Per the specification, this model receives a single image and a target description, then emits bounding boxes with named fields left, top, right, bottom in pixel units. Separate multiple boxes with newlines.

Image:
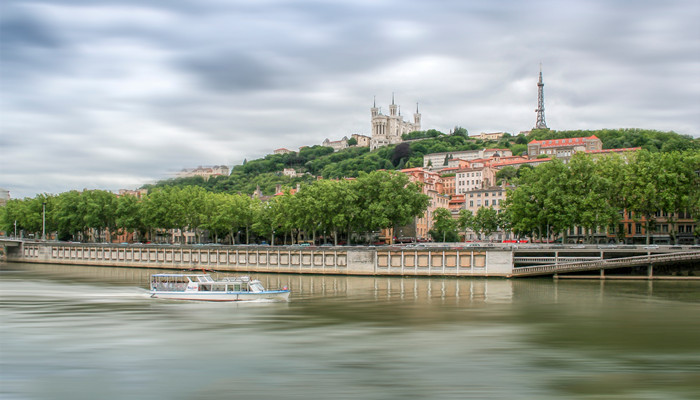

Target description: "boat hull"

left=150, top=290, right=290, bottom=302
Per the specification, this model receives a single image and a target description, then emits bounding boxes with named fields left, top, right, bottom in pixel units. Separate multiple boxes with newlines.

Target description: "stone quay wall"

left=9, top=242, right=514, bottom=277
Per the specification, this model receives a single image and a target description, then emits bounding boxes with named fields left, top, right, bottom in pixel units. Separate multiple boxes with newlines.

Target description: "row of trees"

left=504, top=150, right=700, bottom=244
left=429, top=207, right=503, bottom=243
left=1, top=171, right=429, bottom=245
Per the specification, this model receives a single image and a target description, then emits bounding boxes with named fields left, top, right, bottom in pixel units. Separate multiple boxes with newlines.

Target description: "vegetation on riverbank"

left=1, top=171, right=428, bottom=245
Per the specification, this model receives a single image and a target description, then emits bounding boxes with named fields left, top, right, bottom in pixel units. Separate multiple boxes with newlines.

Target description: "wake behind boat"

left=150, top=273, right=290, bottom=302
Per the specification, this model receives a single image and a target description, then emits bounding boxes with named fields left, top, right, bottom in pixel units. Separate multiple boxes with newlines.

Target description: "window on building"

left=635, top=224, right=642, bottom=234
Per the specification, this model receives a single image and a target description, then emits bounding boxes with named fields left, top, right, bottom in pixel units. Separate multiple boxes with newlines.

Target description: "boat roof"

left=151, top=273, right=210, bottom=277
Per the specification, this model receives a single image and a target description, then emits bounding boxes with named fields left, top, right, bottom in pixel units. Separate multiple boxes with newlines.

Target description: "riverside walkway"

left=1, top=239, right=698, bottom=278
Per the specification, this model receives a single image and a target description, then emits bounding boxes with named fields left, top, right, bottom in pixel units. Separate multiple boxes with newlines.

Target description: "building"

left=177, top=165, right=229, bottom=180
left=423, top=148, right=512, bottom=171
left=397, top=168, right=449, bottom=240
left=274, top=148, right=294, bottom=155
left=322, top=137, right=349, bottom=152
left=438, top=170, right=457, bottom=196
left=455, top=167, right=492, bottom=194
left=117, top=189, right=148, bottom=198
left=463, top=184, right=513, bottom=242
left=448, top=194, right=465, bottom=212
left=527, top=136, right=603, bottom=162
left=370, top=95, right=421, bottom=150
left=0, top=188, right=9, bottom=207
left=489, top=157, right=552, bottom=171
left=282, top=168, right=298, bottom=178
left=351, top=134, right=371, bottom=147
left=469, top=132, right=506, bottom=141
left=565, top=210, right=697, bottom=245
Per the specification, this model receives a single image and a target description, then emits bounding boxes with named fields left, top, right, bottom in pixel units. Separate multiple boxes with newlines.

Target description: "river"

left=1, top=261, right=699, bottom=399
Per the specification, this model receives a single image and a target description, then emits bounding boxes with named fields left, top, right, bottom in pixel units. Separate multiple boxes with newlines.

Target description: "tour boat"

left=150, top=273, right=290, bottom=301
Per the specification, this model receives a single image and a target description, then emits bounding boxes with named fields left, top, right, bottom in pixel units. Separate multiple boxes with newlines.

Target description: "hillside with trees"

left=145, top=128, right=697, bottom=196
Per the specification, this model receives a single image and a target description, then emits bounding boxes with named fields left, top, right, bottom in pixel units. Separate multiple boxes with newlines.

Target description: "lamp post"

left=42, top=202, right=46, bottom=241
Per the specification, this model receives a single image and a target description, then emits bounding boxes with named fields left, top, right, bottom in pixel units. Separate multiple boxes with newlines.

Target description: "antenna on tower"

left=535, top=64, right=548, bottom=129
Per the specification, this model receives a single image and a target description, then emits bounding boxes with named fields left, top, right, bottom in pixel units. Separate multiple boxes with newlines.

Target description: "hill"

left=144, top=128, right=698, bottom=195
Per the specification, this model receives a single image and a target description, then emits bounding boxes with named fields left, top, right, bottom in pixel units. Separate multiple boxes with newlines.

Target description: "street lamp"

left=42, top=202, right=46, bottom=241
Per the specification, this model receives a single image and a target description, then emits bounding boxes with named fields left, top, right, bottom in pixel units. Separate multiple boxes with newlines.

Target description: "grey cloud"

left=0, top=10, right=62, bottom=49
left=1, top=0, right=698, bottom=199
left=179, top=52, right=273, bottom=91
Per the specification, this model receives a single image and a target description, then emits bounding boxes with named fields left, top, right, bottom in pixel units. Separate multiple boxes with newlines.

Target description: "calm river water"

left=1, top=261, right=699, bottom=400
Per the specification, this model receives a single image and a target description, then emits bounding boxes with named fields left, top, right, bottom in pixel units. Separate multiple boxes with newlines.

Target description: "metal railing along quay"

left=509, top=251, right=700, bottom=277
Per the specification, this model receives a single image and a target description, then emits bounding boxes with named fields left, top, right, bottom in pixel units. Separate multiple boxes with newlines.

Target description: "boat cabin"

left=150, top=274, right=263, bottom=293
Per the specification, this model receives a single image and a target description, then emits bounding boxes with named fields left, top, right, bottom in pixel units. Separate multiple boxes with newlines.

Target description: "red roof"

left=529, top=135, right=599, bottom=148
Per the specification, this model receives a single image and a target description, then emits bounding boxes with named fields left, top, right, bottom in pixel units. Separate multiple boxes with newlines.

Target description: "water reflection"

left=2, top=261, right=699, bottom=399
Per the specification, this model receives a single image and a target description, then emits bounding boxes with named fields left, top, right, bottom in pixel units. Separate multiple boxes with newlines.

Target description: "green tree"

left=457, top=209, right=474, bottom=241
left=472, top=207, right=500, bottom=240
left=430, top=208, right=459, bottom=242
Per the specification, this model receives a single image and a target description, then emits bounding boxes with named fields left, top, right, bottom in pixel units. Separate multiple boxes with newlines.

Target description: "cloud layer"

left=2, top=0, right=699, bottom=198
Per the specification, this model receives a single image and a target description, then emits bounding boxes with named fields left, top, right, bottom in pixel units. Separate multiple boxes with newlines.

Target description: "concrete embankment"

left=4, top=241, right=515, bottom=277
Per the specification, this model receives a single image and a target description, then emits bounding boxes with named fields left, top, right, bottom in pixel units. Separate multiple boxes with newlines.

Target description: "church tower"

left=371, top=96, right=379, bottom=117
left=535, top=65, right=548, bottom=130
left=389, top=93, right=397, bottom=116
left=414, top=102, right=421, bottom=126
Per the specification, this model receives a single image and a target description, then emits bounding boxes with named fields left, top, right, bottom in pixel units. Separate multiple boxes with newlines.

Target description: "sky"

left=1, top=0, right=699, bottom=199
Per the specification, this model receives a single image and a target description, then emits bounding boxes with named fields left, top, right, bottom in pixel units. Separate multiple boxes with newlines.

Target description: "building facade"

left=397, top=168, right=448, bottom=241
left=322, top=137, right=349, bottom=152
left=527, top=136, right=603, bottom=162
left=351, top=134, right=371, bottom=147
left=0, top=188, right=9, bottom=207
left=469, top=132, right=506, bottom=141
left=424, top=148, right=512, bottom=171
left=370, top=96, right=421, bottom=150
left=273, top=148, right=294, bottom=155
left=177, top=165, right=229, bottom=180
left=463, top=185, right=513, bottom=242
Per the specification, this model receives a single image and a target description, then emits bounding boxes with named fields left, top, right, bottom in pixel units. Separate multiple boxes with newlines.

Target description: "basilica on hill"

left=370, top=95, right=421, bottom=150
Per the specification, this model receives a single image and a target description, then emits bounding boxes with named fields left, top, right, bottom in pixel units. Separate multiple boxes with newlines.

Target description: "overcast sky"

left=1, top=0, right=699, bottom=199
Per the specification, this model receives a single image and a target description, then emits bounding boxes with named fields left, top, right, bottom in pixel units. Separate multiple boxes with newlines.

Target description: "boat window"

left=199, top=284, right=211, bottom=292
left=249, top=282, right=264, bottom=292
left=212, top=284, right=225, bottom=292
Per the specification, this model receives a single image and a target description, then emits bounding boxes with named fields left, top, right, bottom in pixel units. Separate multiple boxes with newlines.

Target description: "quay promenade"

left=2, top=240, right=699, bottom=278
left=2, top=240, right=513, bottom=277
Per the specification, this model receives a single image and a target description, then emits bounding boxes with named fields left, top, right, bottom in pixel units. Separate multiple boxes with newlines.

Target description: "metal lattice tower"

left=535, top=66, right=547, bottom=129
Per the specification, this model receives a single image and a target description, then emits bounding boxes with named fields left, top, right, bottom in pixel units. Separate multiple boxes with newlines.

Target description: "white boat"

left=150, top=273, right=290, bottom=302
